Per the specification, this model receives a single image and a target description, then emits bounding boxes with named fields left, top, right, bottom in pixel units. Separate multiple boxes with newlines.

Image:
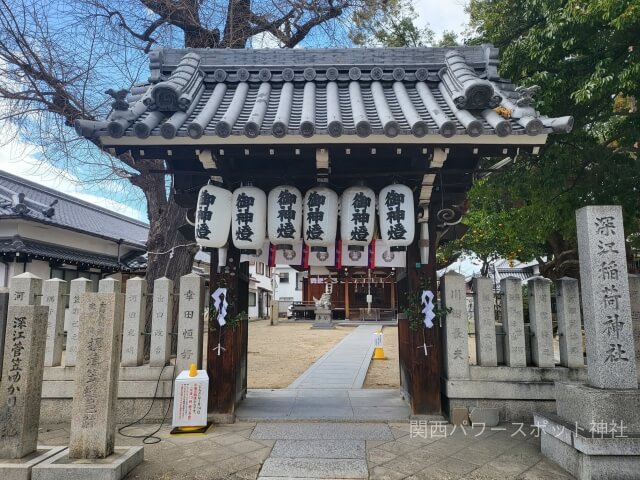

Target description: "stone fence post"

left=442, top=271, right=469, bottom=379
left=473, top=277, right=497, bottom=366
left=555, top=277, right=584, bottom=368
left=501, top=277, right=526, bottom=367
left=149, top=277, right=173, bottom=367
left=175, top=273, right=205, bottom=375
left=121, top=277, right=147, bottom=367
left=528, top=278, right=554, bottom=367
left=42, top=278, right=67, bottom=367
left=65, top=277, right=92, bottom=367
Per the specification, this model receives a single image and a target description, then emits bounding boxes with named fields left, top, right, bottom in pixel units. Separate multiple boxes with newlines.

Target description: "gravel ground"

left=246, top=321, right=401, bottom=389
left=247, top=320, right=351, bottom=389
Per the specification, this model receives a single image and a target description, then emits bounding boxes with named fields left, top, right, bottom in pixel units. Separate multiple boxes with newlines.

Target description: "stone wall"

left=1, top=273, right=208, bottom=423
left=441, top=271, right=593, bottom=422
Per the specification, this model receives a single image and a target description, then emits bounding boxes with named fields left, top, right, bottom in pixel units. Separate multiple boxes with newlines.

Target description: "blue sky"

left=0, top=0, right=469, bottom=226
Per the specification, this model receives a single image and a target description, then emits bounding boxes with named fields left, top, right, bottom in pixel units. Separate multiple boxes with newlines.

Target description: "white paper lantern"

left=194, top=184, right=232, bottom=248
left=268, top=185, right=302, bottom=249
left=303, top=186, right=338, bottom=252
left=378, top=184, right=415, bottom=249
left=231, top=185, right=267, bottom=251
left=340, top=186, right=376, bottom=251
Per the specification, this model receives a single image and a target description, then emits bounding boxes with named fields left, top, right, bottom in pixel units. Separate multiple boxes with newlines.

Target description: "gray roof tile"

left=0, top=170, right=148, bottom=247
left=75, top=46, right=573, bottom=143
left=0, top=237, right=145, bottom=271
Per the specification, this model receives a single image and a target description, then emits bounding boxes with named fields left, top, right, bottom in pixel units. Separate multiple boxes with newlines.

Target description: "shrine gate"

left=75, top=46, right=572, bottom=419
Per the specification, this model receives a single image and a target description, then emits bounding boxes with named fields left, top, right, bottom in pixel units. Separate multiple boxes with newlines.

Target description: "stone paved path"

left=235, top=325, right=411, bottom=422
left=289, top=325, right=380, bottom=389
left=36, top=421, right=576, bottom=479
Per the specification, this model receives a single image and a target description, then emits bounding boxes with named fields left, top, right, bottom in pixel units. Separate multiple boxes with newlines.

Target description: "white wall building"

left=272, top=265, right=305, bottom=317
left=0, top=170, right=147, bottom=289
left=248, top=261, right=273, bottom=319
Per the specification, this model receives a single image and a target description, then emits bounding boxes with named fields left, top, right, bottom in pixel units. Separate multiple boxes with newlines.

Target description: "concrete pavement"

left=35, top=421, right=576, bottom=479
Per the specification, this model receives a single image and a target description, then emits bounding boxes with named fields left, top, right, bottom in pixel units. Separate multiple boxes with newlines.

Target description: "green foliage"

left=402, top=291, right=452, bottom=332
left=207, top=306, right=247, bottom=330
left=453, top=0, right=640, bottom=277
left=350, top=0, right=435, bottom=47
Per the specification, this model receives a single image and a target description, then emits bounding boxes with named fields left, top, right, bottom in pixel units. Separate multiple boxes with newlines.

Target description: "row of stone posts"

left=443, top=273, right=590, bottom=376
left=2, top=273, right=206, bottom=372
left=0, top=272, right=207, bottom=479
left=444, top=268, right=640, bottom=379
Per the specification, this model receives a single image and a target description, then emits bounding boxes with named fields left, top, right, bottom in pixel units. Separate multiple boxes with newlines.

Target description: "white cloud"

left=414, top=0, right=469, bottom=39
left=0, top=124, right=147, bottom=222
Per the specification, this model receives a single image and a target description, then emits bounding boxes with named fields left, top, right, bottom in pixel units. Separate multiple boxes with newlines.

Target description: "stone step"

left=259, top=458, right=368, bottom=479
left=270, top=440, right=366, bottom=459
left=251, top=422, right=394, bottom=441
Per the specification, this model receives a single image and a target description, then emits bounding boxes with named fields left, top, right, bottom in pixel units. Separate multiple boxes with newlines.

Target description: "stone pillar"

left=473, top=277, right=497, bottom=366
left=68, top=292, right=124, bottom=459
left=629, top=274, right=640, bottom=380
left=149, top=277, right=173, bottom=367
left=576, top=205, right=637, bottom=389
left=442, top=272, right=469, bottom=379
left=121, top=277, right=147, bottom=367
left=527, top=278, right=554, bottom=367
left=175, top=274, right=205, bottom=375
left=9, top=272, right=42, bottom=306
left=501, top=277, right=526, bottom=367
left=0, top=305, right=48, bottom=458
left=41, top=278, right=67, bottom=367
left=0, top=288, right=8, bottom=377
left=555, top=277, right=584, bottom=368
left=65, top=278, right=92, bottom=367
left=98, top=277, right=121, bottom=294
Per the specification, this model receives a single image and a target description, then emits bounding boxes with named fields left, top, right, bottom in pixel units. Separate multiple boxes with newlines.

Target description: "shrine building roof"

left=75, top=46, right=573, bottom=146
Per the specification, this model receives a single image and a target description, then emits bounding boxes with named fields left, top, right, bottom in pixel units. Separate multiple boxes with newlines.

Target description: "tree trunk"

left=223, top=0, right=252, bottom=48
left=130, top=159, right=199, bottom=357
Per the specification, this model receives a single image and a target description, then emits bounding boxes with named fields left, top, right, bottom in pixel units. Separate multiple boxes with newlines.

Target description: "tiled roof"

left=0, top=236, right=144, bottom=271
left=75, top=46, right=573, bottom=143
left=0, top=170, right=148, bottom=248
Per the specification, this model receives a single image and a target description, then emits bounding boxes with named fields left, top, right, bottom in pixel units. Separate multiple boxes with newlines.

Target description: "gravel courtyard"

left=246, top=321, right=400, bottom=389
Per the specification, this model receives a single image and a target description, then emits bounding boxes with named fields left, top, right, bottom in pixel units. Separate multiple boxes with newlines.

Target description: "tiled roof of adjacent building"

left=0, top=170, right=148, bottom=248
left=75, top=46, right=573, bottom=143
left=0, top=236, right=145, bottom=271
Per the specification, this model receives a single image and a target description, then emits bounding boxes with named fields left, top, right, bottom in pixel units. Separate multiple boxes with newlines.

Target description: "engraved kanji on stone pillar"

left=576, top=205, right=637, bottom=389
left=65, top=278, right=92, bottom=367
left=555, top=277, right=584, bottom=368
left=528, top=278, right=554, bottom=367
left=149, top=277, right=173, bottom=367
left=9, top=272, right=42, bottom=307
left=501, top=277, right=526, bottom=367
left=629, top=274, right=640, bottom=380
left=175, top=274, right=205, bottom=375
left=0, top=287, right=8, bottom=376
left=41, top=278, right=67, bottom=367
left=121, top=277, right=147, bottom=367
left=442, top=271, right=469, bottom=379
left=69, top=292, right=124, bottom=459
left=98, top=277, right=121, bottom=294
left=0, top=305, right=48, bottom=458
left=473, top=277, right=498, bottom=366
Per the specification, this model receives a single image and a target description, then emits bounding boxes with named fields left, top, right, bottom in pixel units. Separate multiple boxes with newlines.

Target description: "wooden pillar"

left=390, top=279, right=396, bottom=313
left=207, top=246, right=249, bottom=421
left=344, top=278, right=350, bottom=319
left=397, top=211, right=441, bottom=415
